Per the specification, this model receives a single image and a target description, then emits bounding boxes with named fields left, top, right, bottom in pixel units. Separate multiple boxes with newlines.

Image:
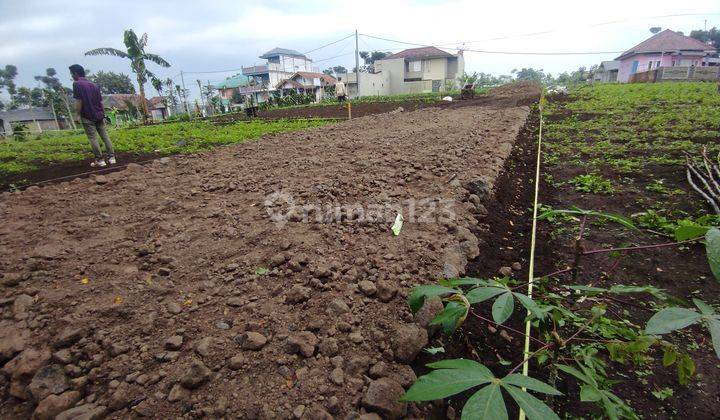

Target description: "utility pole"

left=355, top=29, right=360, bottom=99
left=180, top=71, right=191, bottom=117
left=197, top=79, right=206, bottom=117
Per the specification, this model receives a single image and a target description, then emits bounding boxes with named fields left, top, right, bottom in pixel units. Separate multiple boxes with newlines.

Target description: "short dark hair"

left=69, top=64, right=85, bottom=77
left=337, top=77, right=342, bottom=81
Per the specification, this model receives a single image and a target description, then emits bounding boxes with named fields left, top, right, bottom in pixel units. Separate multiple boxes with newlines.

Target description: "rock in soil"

left=28, top=364, right=68, bottom=401
left=392, top=324, right=428, bottom=363
left=179, top=359, right=211, bottom=389
left=53, top=327, right=86, bottom=349
left=32, top=390, right=81, bottom=420
left=413, top=296, right=444, bottom=333
left=55, top=404, right=107, bottom=420
left=235, top=332, right=267, bottom=350
left=227, top=355, right=245, bottom=370
left=362, top=378, right=407, bottom=419
left=164, top=335, right=183, bottom=351
left=358, top=280, right=377, bottom=296
left=286, top=332, right=318, bottom=358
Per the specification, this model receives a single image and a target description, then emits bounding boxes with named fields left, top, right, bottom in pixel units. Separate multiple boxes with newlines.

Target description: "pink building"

left=616, top=30, right=717, bottom=83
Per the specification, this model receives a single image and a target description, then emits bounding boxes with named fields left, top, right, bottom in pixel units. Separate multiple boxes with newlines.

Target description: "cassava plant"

left=404, top=207, right=720, bottom=419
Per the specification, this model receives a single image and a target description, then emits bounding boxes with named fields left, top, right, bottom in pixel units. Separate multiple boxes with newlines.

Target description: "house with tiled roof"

left=616, top=29, right=717, bottom=82
left=216, top=73, right=251, bottom=105
left=275, top=71, right=337, bottom=102
left=237, top=47, right=319, bottom=103
left=338, top=46, right=464, bottom=97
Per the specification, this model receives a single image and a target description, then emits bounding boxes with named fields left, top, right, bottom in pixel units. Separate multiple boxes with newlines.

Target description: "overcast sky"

left=1, top=0, right=718, bottom=100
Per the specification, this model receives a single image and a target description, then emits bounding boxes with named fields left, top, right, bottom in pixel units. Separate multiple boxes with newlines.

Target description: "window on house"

left=648, top=62, right=653, bottom=70
left=410, top=60, right=421, bottom=72
left=656, top=61, right=660, bottom=68
left=425, top=60, right=431, bottom=72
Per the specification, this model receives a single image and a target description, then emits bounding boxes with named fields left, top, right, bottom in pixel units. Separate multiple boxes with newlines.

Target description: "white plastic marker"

left=391, top=213, right=404, bottom=236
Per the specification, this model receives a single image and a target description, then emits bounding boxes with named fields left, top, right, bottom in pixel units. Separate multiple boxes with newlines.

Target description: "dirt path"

left=0, top=87, right=538, bottom=418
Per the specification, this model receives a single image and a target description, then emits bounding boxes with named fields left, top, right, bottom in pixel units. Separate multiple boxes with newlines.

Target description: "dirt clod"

left=362, top=378, right=407, bottom=419
left=392, top=324, right=428, bottom=363
left=235, top=332, right=267, bottom=350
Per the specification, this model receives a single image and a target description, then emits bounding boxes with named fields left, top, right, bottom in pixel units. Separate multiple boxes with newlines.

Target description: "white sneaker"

left=91, top=159, right=107, bottom=168
left=108, top=157, right=117, bottom=165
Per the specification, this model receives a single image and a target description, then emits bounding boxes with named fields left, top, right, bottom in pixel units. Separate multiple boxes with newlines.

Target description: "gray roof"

left=260, top=47, right=307, bottom=59
left=599, top=60, right=620, bottom=71
left=0, top=107, right=55, bottom=122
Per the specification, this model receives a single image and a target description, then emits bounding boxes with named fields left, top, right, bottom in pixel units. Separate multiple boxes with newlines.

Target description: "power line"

left=361, top=34, right=624, bottom=55
left=360, top=11, right=720, bottom=55
left=312, top=51, right=356, bottom=64
left=303, top=33, right=355, bottom=54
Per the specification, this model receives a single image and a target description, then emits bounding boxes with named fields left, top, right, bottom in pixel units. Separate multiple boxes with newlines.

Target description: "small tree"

left=34, top=68, right=76, bottom=127
left=359, top=51, right=391, bottom=72
left=88, top=71, right=136, bottom=94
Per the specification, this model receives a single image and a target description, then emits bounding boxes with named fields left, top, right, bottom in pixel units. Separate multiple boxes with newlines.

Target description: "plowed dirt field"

left=0, top=84, right=540, bottom=419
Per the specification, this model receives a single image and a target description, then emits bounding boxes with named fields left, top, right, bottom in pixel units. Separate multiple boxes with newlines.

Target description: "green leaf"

left=674, top=224, right=709, bottom=242
left=705, top=227, right=720, bottom=282
left=504, top=384, right=561, bottom=420
left=677, top=353, right=696, bottom=385
left=408, top=285, right=456, bottom=313
left=645, top=308, right=702, bottom=335
left=427, top=358, right=494, bottom=375
left=466, top=286, right=506, bottom=304
left=430, top=301, right=469, bottom=335
left=708, top=318, right=720, bottom=359
left=608, top=284, right=665, bottom=298
left=565, top=285, right=608, bottom=295
left=513, top=292, right=545, bottom=320
left=606, top=336, right=657, bottom=364
left=441, top=277, right=493, bottom=287
left=556, top=364, right=594, bottom=386
left=579, top=385, right=603, bottom=402
left=254, top=267, right=269, bottom=275
left=539, top=208, right=637, bottom=231
left=662, top=346, right=677, bottom=367
left=503, top=374, right=562, bottom=395
left=462, top=383, right=507, bottom=420
left=401, top=364, right=493, bottom=401
left=492, top=292, right=515, bottom=324
left=692, top=298, right=715, bottom=315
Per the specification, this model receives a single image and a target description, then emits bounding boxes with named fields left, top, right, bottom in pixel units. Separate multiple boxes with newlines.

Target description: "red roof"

left=387, top=46, right=455, bottom=60
left=616, top=29, right=716, bottom=60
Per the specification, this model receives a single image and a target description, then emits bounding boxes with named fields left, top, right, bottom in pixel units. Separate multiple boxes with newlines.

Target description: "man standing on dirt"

left=335, top=77, right=347, bottom=104
left=70, top=64, right=115, bottom=168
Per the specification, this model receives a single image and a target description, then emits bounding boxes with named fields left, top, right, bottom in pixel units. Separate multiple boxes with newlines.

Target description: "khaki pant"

left=81, top=117, right=115, bottom=160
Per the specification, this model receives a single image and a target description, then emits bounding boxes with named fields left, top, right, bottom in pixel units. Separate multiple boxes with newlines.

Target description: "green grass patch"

left=544, top=82, right=720, bottom=174
left=0, top=118, right=333, bottom=175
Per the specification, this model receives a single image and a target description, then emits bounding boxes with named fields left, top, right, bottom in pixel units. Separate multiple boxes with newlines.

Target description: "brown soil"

left=0, top=152, right=163, bottom=192
left=1, top=82, right=540, bottom=192
left=0, top=84, right=541, bottom=419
